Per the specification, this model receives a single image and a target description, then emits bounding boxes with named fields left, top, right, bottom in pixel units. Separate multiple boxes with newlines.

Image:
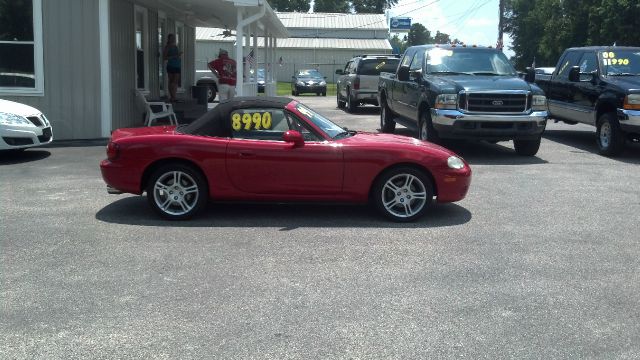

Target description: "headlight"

left=532, top=95, right=547, bottom=111
left=447, top=156, right=465, bottom=170
left=624, top=94, right=640, bottom=110
left=0, top=112, right=32, bottom=126
left=319, top=81, right=326, bottom=86
left=435, top=94, right=458, bottom=109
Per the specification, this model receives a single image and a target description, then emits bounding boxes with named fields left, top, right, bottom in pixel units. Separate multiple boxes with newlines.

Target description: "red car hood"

left=111, top=126, right=177, bottom=141
left=344, top=132, right=457, bottom=156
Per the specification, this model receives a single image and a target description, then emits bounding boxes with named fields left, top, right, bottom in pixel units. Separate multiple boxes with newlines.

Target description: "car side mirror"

left=409, top=69, right=422, bottom=82
left=283, top=130, right=304, bottom=147
left=568, top=66, right=580, bottom=82
left=524, top=67, right=536, bottom=83
left=397, top=66, right=410, bottom=81
left=335, top=69, right=343, bottom=75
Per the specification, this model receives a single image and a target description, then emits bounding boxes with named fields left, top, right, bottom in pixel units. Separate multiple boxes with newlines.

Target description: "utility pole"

left=497, top=0, right=504, bottom=50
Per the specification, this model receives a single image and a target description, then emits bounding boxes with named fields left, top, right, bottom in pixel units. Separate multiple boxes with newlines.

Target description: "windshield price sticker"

left=231, top=111, right=272, bottom=131
left=602, top=52, right=630, bottom=66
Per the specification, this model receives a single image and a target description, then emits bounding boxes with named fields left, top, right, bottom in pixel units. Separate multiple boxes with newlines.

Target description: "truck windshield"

left=600, top=50, right=640, bottom=76
left=425, top=48, right=517, bottom=76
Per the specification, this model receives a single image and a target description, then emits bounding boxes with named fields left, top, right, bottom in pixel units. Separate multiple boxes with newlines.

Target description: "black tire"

left=418, top=110, right=440, bottom=143
left=346, top=88, right=357, bottom=113
left=316, top=92, right=320, bottom=96
left=146, top=163, right=208, bottom=220
left=372, top=166, right=433, bottom=222
left=207, top=87, right=216, bottom=103
left=379, top=96, right=396, bottom=133
left=294, top=89, right=299, bottom=96
left=337, top=91, right=345, bottom=109
left=322, top=91, right=327, bottom=97
left=596, top=112, right=625, bottom=156
left=513, top=136, right=541, bottom=156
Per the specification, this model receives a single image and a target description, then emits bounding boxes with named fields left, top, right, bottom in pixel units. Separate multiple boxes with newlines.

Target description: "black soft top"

left=181, top=96, right=293, bottom=137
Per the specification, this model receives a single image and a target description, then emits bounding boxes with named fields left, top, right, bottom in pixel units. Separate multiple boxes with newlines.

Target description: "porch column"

left=236, top=9, right=244, bottom=96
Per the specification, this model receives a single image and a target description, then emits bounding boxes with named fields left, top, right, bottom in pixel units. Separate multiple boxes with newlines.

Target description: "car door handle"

left=239, top=151, right=255, bottom=158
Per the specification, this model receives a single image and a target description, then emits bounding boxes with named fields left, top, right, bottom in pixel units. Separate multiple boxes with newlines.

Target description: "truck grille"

left=459, top=92, right=530, bottom=113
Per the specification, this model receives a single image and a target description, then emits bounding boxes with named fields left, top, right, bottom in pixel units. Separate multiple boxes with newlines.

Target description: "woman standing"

left=163, top=34, right=182, bottom=102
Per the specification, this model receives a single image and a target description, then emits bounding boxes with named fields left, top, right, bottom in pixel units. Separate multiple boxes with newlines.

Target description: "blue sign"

left=390, top=17, right=411, bottom=31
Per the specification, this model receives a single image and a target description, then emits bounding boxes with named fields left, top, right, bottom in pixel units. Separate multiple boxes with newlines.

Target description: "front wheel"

left=146, top=164, right=208, bottom=220
left=207, top=87, right=216, bottom=103
left=372, top=167, right=433, bottom=222
left=380, top=98, right=396, bottom=133
left=513, top=136, right=541, bottom=156
left=418, top=111, right=440, bottom=143
left=596, top=113, right=625, bottom=156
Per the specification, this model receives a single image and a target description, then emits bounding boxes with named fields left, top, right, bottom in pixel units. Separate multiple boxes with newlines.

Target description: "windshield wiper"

left=471, top=71, right=503, bottom=76
left=428, top=71, right=473, bottom=75
left=608, top=72, right=638, bottom=76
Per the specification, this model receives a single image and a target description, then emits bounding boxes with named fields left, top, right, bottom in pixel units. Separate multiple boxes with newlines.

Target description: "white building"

left=196, top=12, right=392, bottom=83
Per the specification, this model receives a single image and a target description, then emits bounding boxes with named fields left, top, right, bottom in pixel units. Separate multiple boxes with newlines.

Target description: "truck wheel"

left=337, top=91, right=345, bottom=109
left=596, top=113, right=625, bottom=156
left=372, top=166, right=433, bottom=222
left=513, top=136, right=541, bottom=156
left=380, top=98, right=396, bottom=133
left=418, top=111, right=440, bottom=143
left=207, top=87, right=216, bottom=103
left=346, top=88, right=357, bottom=113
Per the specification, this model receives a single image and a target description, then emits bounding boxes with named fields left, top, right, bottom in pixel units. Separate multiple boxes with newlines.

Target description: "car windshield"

left=600, top=50, right=640, bottom=76
left=297, top=69, right=323, bottom=79
left=359, top=59, right=400, bottom=75
left=426, top=48, right=517, bottom=76
left=294, top=102, right=349, bottom=139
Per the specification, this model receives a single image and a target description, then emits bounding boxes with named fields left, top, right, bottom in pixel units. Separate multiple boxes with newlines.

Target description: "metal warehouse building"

left=196, top=12, right=392, bottom=83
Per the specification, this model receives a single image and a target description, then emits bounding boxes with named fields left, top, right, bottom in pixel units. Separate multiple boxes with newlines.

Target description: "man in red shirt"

left=208, top=49, right=237, bottom=101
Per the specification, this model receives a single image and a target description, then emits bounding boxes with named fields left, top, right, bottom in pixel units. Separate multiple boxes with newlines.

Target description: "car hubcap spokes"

left=601, top=122, right=611, bottom=147
left=381, top=174, right=427, bottom=218
left=153, top=171, right=199, bottom=216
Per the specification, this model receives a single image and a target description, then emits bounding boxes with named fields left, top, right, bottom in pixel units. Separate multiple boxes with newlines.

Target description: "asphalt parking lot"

left=2, top=95, right=640, bottom=359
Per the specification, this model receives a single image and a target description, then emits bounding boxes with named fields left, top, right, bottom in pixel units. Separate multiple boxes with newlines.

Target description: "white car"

left=0, top=99, right=53, bottom=151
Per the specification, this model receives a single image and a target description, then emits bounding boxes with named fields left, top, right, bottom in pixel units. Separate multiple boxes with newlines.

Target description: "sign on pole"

left=390, top=17, right=411, bottom=32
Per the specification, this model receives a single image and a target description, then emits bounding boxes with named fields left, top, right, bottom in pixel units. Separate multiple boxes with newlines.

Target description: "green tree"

left=406, top=23, right=431, bottom=46
left=389, top=33, right=407, bottom=54
left=351, top=0, right=399, bottom=14
left=269, top=0, right=310, bottom=12
left=314, top=0, right=350, bottom=13
left=433, top=30, right=451, bottom=44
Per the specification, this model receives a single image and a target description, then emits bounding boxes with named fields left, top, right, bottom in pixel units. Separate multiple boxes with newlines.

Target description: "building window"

left=0, top=0, right=44, bottom=95
left=134, top=6, right=149, bottom=91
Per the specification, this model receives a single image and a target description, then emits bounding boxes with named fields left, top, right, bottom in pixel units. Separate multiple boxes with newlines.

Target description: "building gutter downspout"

left=236, top=1, right=266, bottom=96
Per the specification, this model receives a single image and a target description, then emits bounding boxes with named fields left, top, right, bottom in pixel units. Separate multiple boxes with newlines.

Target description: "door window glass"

left=409, top=50, right=425, bottom=71
left=556, top=51, right=582, bottom=80
left=231, top=108, right=289, bottom=140
left=578, top=52, right=598, bottom=73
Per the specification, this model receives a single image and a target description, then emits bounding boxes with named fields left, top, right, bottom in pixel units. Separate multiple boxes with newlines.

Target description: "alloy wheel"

left=380, top=173, right=428, bottom=219
left=152, top=170, right=200, bottom=216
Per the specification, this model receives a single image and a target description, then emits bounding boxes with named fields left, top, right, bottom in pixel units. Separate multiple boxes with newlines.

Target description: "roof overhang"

left=137, top=0, right=288, bottom=38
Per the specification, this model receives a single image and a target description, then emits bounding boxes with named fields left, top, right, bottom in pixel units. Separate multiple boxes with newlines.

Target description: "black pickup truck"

left=535, top=46, right=640, bottom=156
left=378, top=45, right=549, bottom=156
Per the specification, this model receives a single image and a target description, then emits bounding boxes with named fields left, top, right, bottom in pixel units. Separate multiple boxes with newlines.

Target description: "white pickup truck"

left=194, top=69, right=219, bottom=102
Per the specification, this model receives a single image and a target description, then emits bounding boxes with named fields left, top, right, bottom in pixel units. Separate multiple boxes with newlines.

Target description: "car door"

left=393, top=49, right=416, bottom=118
left=547, top=50, right=582, bottom=122
left=571, top=51, right=600, bottom=125
left=225, top=107, right=343, bottom=195
left=337, top=61, right=353, bottom=99
left=404, top=50, right=425, bottom=121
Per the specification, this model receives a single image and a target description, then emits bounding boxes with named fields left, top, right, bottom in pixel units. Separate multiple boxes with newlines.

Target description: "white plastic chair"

left=135, top=90, right=178, bottom=126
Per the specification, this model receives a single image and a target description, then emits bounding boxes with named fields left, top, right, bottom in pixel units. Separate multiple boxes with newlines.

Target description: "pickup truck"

left=378, top=45, right=549, bottom=156
left=535, top=46, right=640, bottom=156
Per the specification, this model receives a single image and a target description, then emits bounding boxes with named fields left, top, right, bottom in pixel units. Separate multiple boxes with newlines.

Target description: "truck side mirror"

left=568, top=66, right=580, bottom=82
left=397, top=66, right=410, bottom=82
left=524, top=67, right=536, bottom=83
left=409, top=69, right=422, bottom=82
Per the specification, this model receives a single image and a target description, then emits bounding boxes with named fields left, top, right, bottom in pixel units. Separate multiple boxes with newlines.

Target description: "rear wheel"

left=418, top=111, right=440, bottom=143
left=380, top=97, right=396, bottom=133
left=372, top=167, right=433, bottom=222
left=146, top=163, right=208, bottom=220
left=596, top=112, right=625, bottom=156
left=322, top=91, right=327, bottom=96
left=346, top=88, right=357, bottom=113
left=513, top=136, right=541, bottom=156
left=207, top=86, right=216, bottom=103
left=337, top=91, right=345, bottom=109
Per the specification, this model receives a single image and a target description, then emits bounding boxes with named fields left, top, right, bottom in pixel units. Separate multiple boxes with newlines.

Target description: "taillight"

left=353, top=76, right=360, bottom=90
left=106, top=141, right=120, bottom=160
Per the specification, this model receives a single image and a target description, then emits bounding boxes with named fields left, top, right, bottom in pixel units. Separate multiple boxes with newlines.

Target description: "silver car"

left=336, top=54, right=400, bottom=112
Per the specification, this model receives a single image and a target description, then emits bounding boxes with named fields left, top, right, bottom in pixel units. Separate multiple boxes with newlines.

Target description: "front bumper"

left=434, top=166, right=472, bottom=203
left=0, top=125, right=53, bottom=150
left=430, top=109, right=548, bottom=140
left=617, top=108, right=640, bottom=134
left=294, top=84, right=327, bottom=94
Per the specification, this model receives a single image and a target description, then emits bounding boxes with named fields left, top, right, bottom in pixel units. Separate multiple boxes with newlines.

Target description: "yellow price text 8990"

left=232, top=112, right=272, bottom=131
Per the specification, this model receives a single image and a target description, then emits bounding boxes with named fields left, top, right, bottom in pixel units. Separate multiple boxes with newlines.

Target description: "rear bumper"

left=354, top=90, right=379, bottom=103
left=430, top=109, right=548, bottom=140
left=100, top=159, right=144, bottom=195
left=617, top=108, right=640, bottom=134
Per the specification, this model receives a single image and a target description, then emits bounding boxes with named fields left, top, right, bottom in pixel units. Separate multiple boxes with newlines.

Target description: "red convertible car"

left=100, top=97, right=471, bottom=221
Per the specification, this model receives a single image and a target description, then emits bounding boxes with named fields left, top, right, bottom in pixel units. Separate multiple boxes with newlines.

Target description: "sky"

left=387, top=0, right=514, bottom=58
